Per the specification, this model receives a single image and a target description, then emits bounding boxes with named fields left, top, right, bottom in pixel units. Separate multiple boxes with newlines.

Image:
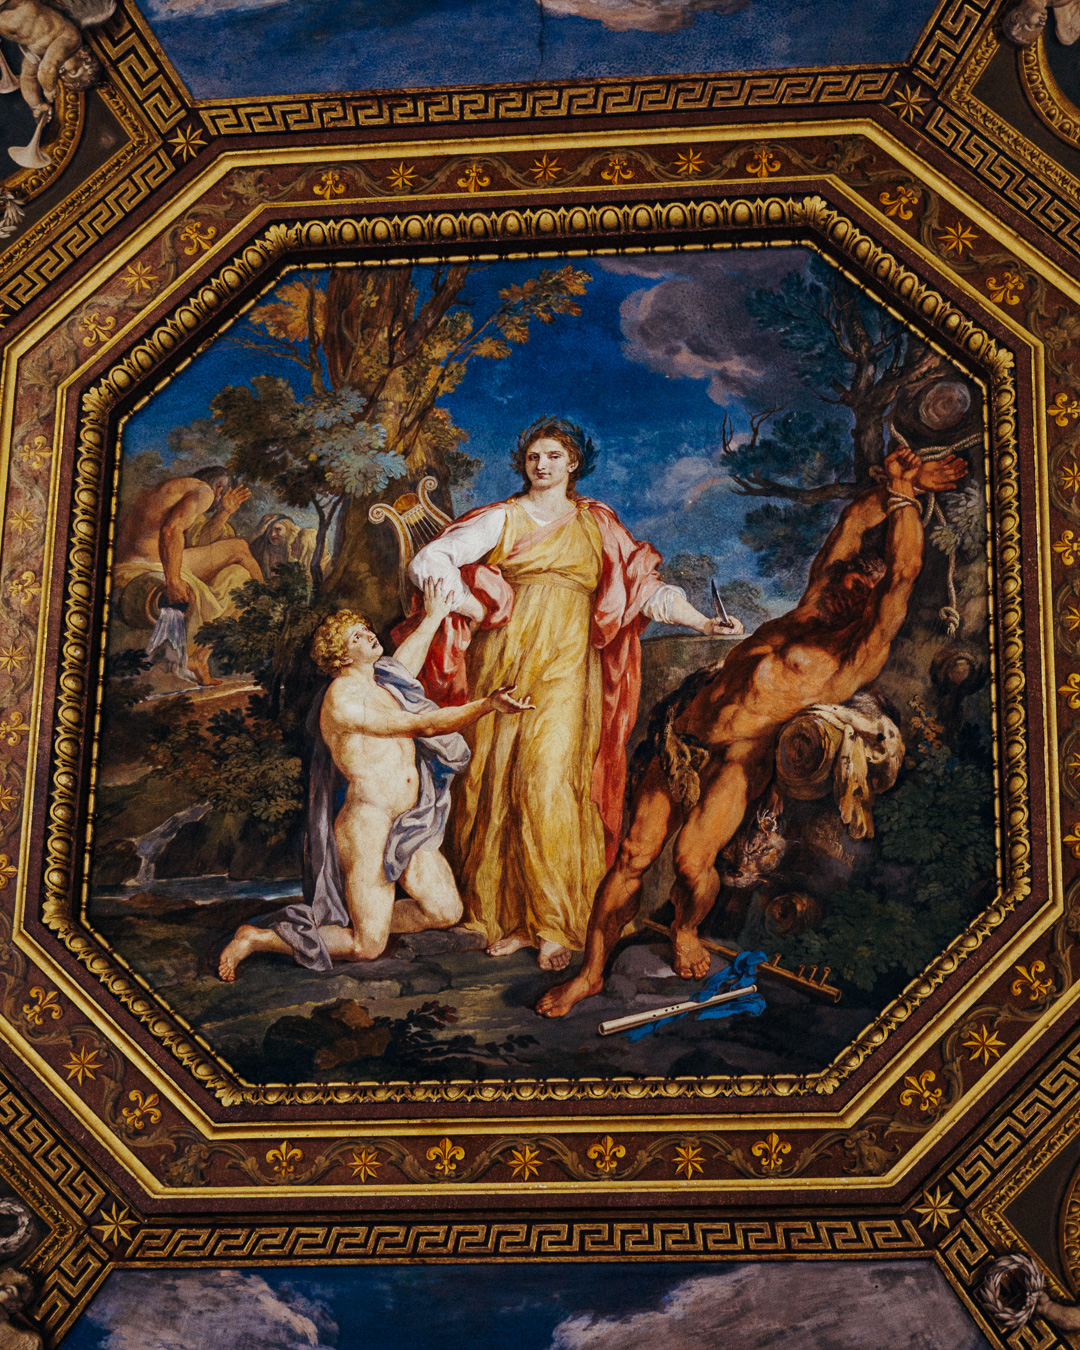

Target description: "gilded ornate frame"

left=0, top=1, right=1078, bottom=1345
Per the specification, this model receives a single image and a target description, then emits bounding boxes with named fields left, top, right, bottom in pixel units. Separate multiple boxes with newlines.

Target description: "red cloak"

left=391, top=497, right=664, bottom=865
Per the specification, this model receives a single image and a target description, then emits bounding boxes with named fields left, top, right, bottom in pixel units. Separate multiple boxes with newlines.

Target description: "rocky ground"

left=89, top=883, right=877, bottom=1084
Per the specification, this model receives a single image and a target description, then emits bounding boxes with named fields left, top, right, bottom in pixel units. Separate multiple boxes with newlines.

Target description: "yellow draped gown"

left=448, top=500, right=608, bottom=951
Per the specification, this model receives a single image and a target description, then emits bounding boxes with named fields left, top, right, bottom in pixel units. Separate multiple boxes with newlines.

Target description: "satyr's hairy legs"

left=668, top=745, right=768, bottom=978
left=536, top=759, right=679, bottom=1017
left=218, top=810, right=464, bottom=981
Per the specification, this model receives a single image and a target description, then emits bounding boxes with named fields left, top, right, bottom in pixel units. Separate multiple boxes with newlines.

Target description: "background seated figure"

left=112, top=466, right=263, bottom=686
left=217, top=580, right=534, bottom=981
left=538, top=446, right=967, bottom=1018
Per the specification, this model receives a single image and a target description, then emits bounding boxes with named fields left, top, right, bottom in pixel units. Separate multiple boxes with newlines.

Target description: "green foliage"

left=142, top=567, right=332, bottom=844
left=212, top=378, right=402, bottom=514
left=774, top=747, right=995, bottom=992
left=745, top=255, right=905, bottom=396
left=145, top=703, right=303, bottom=846
left=727, top=411, right=852, bottom=492
left=659, top=555, right=771, bottom=628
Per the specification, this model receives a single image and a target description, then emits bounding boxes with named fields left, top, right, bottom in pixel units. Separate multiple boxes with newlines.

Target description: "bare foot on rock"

left=535, top=971, right=603, bottom=1018
left=486, top=930, right=533, bottom=958
left=673, top=929, right=711, bottom=980
left=537, top=939, right=572, bottom=971
left=218, top=924, right=262, bottom=981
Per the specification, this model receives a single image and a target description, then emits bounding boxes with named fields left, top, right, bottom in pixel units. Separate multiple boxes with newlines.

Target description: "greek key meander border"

left=32, top=189, right=1029, bottom=1112
left=9, top=1031, right=1080, bottom=1343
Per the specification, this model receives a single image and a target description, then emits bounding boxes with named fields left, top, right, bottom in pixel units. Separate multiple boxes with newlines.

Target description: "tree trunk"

left=321, top=475, right=414, bottom=636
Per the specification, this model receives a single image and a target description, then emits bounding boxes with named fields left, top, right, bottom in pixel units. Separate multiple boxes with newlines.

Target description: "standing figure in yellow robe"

left=403, top=417, right=741, bottom=970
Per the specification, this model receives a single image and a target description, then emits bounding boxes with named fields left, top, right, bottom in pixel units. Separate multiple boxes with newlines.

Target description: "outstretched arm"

left=393, top=578, right=452, bottom=677
left=851, top=448, right=968, bottom=677
left=800, top=449, right=967, bottom=607
left=343, top=685, right=534, bottom=739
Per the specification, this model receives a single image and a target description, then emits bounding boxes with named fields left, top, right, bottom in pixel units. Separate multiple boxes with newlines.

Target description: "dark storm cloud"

left=599, top=251, right=811, bottom=408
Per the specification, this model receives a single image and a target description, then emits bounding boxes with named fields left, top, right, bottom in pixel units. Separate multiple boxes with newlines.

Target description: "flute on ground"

left=598, top=984, right=758, bottom=1036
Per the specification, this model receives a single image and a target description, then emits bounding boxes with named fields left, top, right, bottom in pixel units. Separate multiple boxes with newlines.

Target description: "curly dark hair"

left=510, top=416, right=597, bottom=496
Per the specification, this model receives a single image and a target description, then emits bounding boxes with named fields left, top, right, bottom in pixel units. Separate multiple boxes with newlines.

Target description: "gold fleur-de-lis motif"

left=179, top=221, right=217, bottom=255
left=1066, top=824, right=1080, bottom=857
left=963, top=1023, right=1005, bottom=1065
left=426, top=1136, right=466, bottom=1176
left=8, top=509, right=35, bottom=536
left=78, top=312, right=116, bottom=346
left=119, top=1088, right=159, bottom=1130
left=0, top=645, right=26, bottom=674
left=95, top=1202, right=137, bottom=1246
left=914, top=1185, right=956, bottom=1231
left=899, top=1069, right=942, bottom=1113
left=1050, top=392, right=1080, bottom=427
left=674, top=148, right=703, bottom=175
left=601, top=153, right=634, bottom=185
left=889, top=82, right=928, bottom=122
left=938, top=222, right=978, bottom=255
left=508, top=1143, right=543, bottom=1181
left=266, top=1140, right=303, bottom=1179
left=387, top=161, right=416, bottom=191
left=1056, top=531, right=1079, bottom=565
left=7, top=570, right=40, bottom=606
left=879, top=185, right=919, bottom=219
left=1011, top=961, right=1053, bottom=1001
left=1062, top=462, right=1080, bottom=495
left=587, top=1134, right=626, bottom=1175
left=19, top=436, right=51, bottom=473
left=121, top=1089, right=162, bottom=1132
left=314, top=168, right=346, bottom=199
left=745, top=148, right=781, bottom=179
left=346, top=1146, right=380, bottom=1182
left=1069, top=748, right=1080, bottom=779
left=167, top=124, right=205, bottom=162
left=22, top=986, right=61, bottom=1028
left=751, top=1131, right=791, bottom=1173
left=1065, top=603, right=1080, bottom=634
left=0, top=855, right=17, bottom=889
left=1061, top=674, right=1080, bottom=708
left=531, top=153, right=562, bottom=183
left=122, top=262, right=158, bottom=294
left=0, top=709, right=29, bottom=744
left=986, top=268, right=1024, bottom=305
left=65, top=1044, right=104, bottom=1086
left=0, top=784, right=17, bottom=814
left=457, top=162, right=490, bottom=193
left=673, top=1141, right=704, bottom=1179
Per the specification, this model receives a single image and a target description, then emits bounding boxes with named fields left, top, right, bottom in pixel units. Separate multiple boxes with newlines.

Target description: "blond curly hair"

left=311, top=610, right=372, bottom=676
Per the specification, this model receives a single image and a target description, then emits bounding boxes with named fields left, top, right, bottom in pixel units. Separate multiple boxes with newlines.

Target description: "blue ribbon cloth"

left=624, top=948, right=767, bottom=1041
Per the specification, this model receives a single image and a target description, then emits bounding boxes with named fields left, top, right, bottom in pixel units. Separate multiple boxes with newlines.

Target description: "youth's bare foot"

left=486, top=930, right=533, bottom=958
left=537, top=939, right=572, bottom=971
left=673, top=929, right=712, bottom=980
left=218, top=924, right=262, bottom=981
left=535, top=971, right=603, bottom=1018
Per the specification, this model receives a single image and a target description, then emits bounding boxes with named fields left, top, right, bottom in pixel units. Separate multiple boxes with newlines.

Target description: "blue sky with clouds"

left=143, top=0, right=938, bottom=99
left=61, top=1259, right=991, bottom=1349
left=121, top=247, right=848, bottom=604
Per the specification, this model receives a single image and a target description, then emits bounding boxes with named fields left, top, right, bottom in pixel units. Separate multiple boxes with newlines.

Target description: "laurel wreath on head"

left=516, top=416, right=597, bottom=482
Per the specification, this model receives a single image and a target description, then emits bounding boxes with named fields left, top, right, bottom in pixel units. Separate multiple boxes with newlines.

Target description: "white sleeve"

left=406, top=506, right=507, bottom=614
left=641, top=583, right=688, bottom=625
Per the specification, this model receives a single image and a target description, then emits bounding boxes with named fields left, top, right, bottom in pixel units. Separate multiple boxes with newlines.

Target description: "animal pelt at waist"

left=629, top=656, right=725, bottom=809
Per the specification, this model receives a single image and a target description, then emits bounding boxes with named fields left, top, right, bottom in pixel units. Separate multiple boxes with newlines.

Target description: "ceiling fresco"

left=1, top=1, right=1080, bottom=1348
left=139, top=0, right=942, bottom=99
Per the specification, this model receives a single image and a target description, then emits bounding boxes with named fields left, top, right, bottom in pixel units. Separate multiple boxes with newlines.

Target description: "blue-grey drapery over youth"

left=259, top=657, right=470, bottom=972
